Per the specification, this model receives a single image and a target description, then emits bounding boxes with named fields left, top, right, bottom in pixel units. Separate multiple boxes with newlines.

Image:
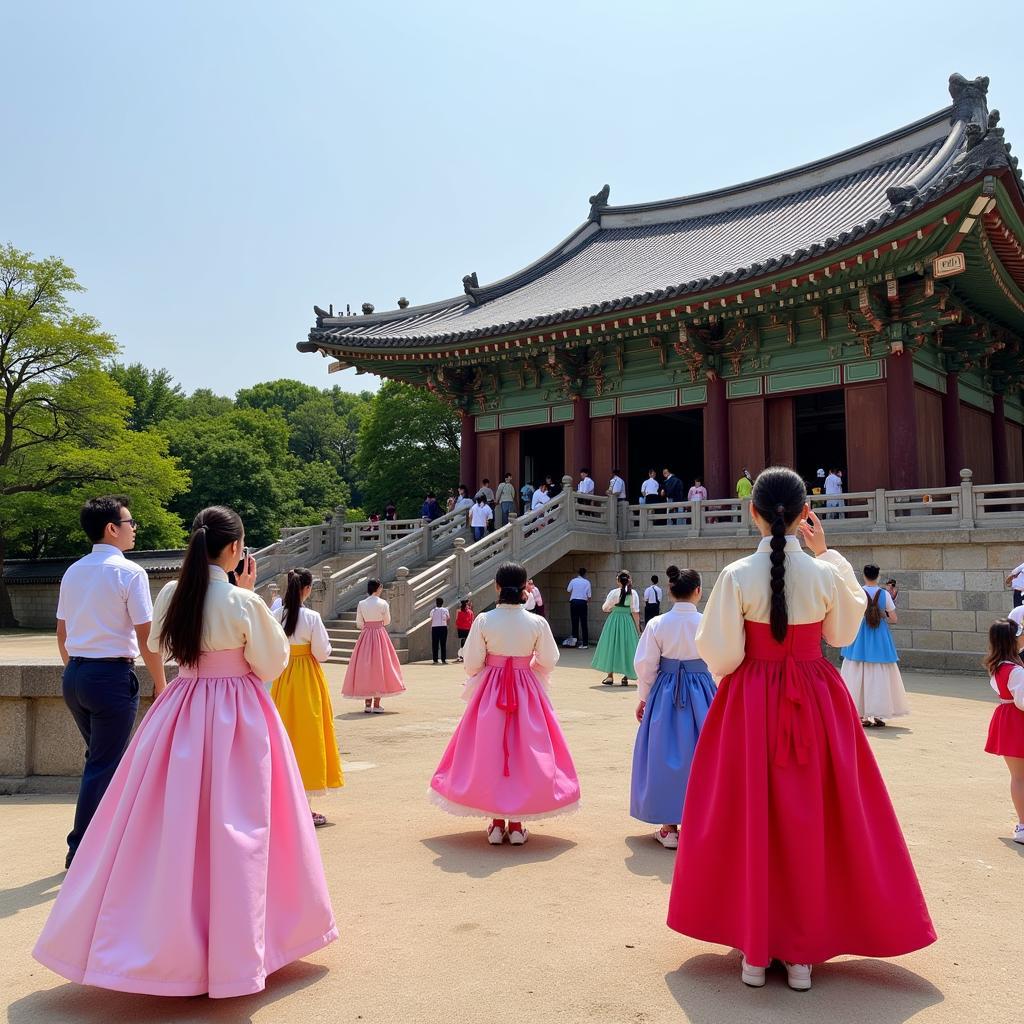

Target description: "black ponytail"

left=162, top=506, right=243, bottom=666
left=616, top=570, right=632, bottom=607
left=751, top=467, right=807, bottom=644
left=495, top=560, right=528, bottom=605
left=283, top=567, right=313, bottom=638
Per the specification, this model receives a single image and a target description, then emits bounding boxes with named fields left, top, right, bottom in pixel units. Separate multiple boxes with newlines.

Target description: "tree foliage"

left=109, top=361, right=184, bottom=431
left=355, top=380, right=460, bottom=518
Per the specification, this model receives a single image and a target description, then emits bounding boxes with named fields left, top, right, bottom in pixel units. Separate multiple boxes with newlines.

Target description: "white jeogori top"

left=603, top=587, right=640, bottom=613
left=992, top=661, right=1024, bottom=709
left=634, top=602, right=703, bottom=701
left=274, top=605, right=332, bottom=662
left=56, top=543, right=154, bottom=658
left=356, top=593, right=391, bottom=627
left=149, top=565, right=290, bottom=682
left=695, top=535, right=866, bottom=680
left=460, top=604, right=559, bottom=682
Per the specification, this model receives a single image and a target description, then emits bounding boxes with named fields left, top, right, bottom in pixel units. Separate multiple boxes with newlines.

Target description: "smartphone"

left=228, top=547, right=250, bottom=585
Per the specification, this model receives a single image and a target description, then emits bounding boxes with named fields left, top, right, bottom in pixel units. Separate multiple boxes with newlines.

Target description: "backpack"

left=864, top=588, right=883, bottom=628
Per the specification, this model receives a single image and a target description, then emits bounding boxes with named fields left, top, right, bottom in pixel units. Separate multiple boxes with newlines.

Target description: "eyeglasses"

left=116, top=518, right=140, bottom=529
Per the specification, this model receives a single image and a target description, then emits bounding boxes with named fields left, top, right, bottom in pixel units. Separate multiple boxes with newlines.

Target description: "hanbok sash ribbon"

left=485, top=654, right=532, bottom=777
left=658, top=657, right=710, bottom=710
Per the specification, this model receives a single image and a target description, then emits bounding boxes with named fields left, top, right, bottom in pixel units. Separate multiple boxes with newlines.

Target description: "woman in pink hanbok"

left=429, top=561, right=580, bottom=845
left=341, top=578, right=406, bottom=712
left=34, top=506, right=338, bottom=998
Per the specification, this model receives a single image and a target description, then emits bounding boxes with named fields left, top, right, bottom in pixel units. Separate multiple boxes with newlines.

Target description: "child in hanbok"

left=631, top=569, right=716, bottom=848
left=593, top=570, right=641, bottom=686
left=342, top=578, right=406, bottom=712
left=983, top=619, right=1024, bottom=844
left=430, top=561, right=580, bottom=845
left=667, top=468, right=935, bottom=991
left=272, top=567, right=344, bottom=826
left=34, top=506, right=337, bottom=998
left=840, top=563, right=909, bottom=727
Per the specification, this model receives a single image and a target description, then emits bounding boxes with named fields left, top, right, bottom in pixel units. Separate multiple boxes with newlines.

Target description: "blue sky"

left=5, top=1, right=1021, bottom=395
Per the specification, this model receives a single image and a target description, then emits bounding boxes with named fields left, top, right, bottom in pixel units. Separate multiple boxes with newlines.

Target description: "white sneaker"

left=740, top=956, right=766, bottom=988
left=784, top=962, right=812, bottom=991
left=372, top=706, right=384, bottom=714
left=508, top=826, right=529, bottom=846
left=655, top=828, right=679, bottom=849
left=486, top=824, right=506, bottom=845
left=1013, top=823, right=1024, bottom=844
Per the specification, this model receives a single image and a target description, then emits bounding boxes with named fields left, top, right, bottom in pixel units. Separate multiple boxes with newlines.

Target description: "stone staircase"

left=322, top=611, right=410, bottom=666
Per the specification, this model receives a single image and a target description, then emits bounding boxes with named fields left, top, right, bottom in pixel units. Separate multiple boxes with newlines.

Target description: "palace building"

left=301, top=73, right=1024, bottom=500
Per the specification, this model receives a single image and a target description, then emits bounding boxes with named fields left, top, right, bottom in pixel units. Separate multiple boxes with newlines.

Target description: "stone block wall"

left=533, top=527, right=1024, bottom=673
left=8, top=574, right=176, bottom=630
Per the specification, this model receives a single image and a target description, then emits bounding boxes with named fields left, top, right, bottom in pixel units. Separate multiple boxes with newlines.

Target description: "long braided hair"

left=750, top=467, right=807, bottom=643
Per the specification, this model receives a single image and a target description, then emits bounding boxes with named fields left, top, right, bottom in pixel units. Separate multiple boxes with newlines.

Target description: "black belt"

left=68, top=656, right=134, bottom=664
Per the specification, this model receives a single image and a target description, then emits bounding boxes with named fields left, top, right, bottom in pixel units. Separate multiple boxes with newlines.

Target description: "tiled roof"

left=3, top=551, right=185, bottom=585
left=304, top=75, right=1020, bottom=354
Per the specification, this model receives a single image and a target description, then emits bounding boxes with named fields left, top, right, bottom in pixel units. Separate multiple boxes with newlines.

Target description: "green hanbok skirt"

left=591, top=604, right=639, bottom=678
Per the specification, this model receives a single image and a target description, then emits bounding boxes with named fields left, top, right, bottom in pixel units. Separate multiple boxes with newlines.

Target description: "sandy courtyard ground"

left=1, top=649, right=1019, bottom=1023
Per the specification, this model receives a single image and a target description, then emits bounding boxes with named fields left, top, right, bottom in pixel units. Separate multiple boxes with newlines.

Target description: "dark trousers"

left=431, top=626, right=449, bottom=663
left=457, top=628, right=470, bottom=650
left=1015, top=590, right=1023, bottom=608
left=569, top=599, right=589, bottom=645
left=644, top=602, right=661, bottom=626
left=62, top=658, right=140, bottom=859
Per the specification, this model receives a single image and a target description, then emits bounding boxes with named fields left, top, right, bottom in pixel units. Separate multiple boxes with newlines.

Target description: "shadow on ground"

left=0, top=872, right=64, bottom=918
left=903, top=672, right=994, bottom=704
left=665, top=952, right=942, bottom=1023
left=623, top=833, right=675, bottom=883
left=422, top=831, right=576, bottom=878
left=8, top=961, right=328, bottom=1024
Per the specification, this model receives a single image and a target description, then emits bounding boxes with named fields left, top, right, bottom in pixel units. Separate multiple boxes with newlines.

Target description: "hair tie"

left=775, top=504, right=785, bottom=516
left=197, top=523, right=208, bottom=533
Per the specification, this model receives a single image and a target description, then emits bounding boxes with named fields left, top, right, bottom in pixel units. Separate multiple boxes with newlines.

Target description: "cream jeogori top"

left=695, top=535, right=867, bottom=680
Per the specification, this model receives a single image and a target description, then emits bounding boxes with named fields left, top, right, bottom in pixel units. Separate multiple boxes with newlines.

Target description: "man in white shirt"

left=469, top=495, right=494, bottom=540
left=643, top=575, right=664, bottom=626
left=640, top=469, right=660, bottom=504
left=566, top=567, right=592, bottom=648
left=607, top=469, right=626, bottom=501
left=824, top=467, right=844, bottom=519
left=56, top=495, right=167, bottom=868
left=1006, top=560, right=1024, bottom=609
left=531, top=482, right=550, bottom=511
left=577, top=469, right=595, bottom=495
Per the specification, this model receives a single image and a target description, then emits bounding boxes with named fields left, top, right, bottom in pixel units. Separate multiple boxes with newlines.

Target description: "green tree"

left=355, top=381, right=460, bottom=518
left=236, top=379, right=320, bottom=419
left=0, top=244, right=187, bottom=622
left=171, top=388, right=234, bottom=420
left=109, top=361, right=184, bottom=430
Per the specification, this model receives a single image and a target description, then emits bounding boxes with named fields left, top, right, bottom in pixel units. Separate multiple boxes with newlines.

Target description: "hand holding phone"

left=231, top=547, right=257, bottom=590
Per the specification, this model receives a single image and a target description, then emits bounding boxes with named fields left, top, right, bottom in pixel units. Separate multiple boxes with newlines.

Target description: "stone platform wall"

left=534, top=527, right=1024, bottom=673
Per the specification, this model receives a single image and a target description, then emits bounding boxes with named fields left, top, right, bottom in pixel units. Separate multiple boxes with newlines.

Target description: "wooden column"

left=704, top=374, right=729, bottom=499
left=886, top=352, right=918, bottom=489
left=572, top=395, right=591, bottom=473
left=459, top=411, right=477, bottom=488
left=942, top=371, right=965, bottom=486
left=993, top=392, right=1010, bottom=484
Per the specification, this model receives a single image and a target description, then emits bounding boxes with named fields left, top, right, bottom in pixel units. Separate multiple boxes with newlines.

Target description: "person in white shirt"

left=343, top=579, right=406, bottom=709
left=640, top=469, right=660, bottom=505
left=577, top=469, right=595, bottom=495
left=271, top=567, right=342, bottom=826
left=1005, top=560, right=1024, bottom=609
left=494, top=473, right=516, bottom=526
left=55, top=495, right=167, bottom=868
left=643, top=575, right=664, bottom=626
left=565, top=568, right=592, bottom=648
left=470, top=495, right=494, bottom=541
left=607, top=469, right=626, bottom=501
left=524, top=579, right=545, bottom=617
left=592, top=571, right=641, bottom=686
left=430, top=597, right=451, bottom=664
left=824, top=467, right=844, bottom=519
left=531, top=482, right=550, bottom=511
left=631, top=568, right=716, bottom=848
left=982, top=620, right=1024, bottom=845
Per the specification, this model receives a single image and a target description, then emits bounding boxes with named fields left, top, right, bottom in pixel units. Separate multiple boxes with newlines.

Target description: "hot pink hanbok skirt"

left=341, top=621, right=406, bottom=699
left=429, top=654, right=580, bottom=819
left=34, top=649, right=338, bottom=998
left=667, top=622, right=935, bottom=966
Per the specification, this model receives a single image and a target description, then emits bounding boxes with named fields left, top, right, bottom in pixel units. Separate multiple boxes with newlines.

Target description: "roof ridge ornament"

left=462, top=271, right=480, bottom=305
left=588, top=184, right=610, bottom=223
left=948, top=73, right=990, bottom=128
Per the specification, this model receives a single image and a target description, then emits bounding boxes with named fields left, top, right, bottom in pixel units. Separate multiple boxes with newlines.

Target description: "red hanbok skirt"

left=666, top=621, right=935, bottom=966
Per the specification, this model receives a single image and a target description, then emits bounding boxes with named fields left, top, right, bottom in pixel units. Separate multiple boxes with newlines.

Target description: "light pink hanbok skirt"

left=33, top=649, right=338, bottom=999
left=341, top=620, right=406, bottom=699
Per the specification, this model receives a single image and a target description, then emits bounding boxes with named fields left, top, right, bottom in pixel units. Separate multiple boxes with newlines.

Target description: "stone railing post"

left=374, top=544, right=384, bottom=580
left=267, top=582, right=281, bottom=609
left=509, top=514, right=522, bottom=559
left=309, top=577, right=327, bottom=616
left=390, top=567, right=411, bottom=631
left=736, top=501, right=750, bottom=537
left=873, top=489, right=887, bottom=531
left=562, top=476, right=575, bottom=526
left=960, top=468, right=975, bottom=529
left=453, top=537, right=469, bottom=594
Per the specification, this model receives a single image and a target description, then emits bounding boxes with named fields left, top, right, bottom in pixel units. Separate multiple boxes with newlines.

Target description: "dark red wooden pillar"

left=459, top=411, right=477, bottom=488
left=886, top=352, right=918, bottom=489
left=572, top=395, right=591, bottom=473
left=993, top=392, right=1010, bottom=483
left=942, top=370, right=965, bottom=486
left=704, top=374, right=729, bottom=499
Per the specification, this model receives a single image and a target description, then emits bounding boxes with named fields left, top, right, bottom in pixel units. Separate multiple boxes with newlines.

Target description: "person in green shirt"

left=736, top=468, right=754, bottom=500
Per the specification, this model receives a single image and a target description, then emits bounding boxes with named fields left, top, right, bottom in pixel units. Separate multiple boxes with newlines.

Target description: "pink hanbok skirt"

left=33, top=649, right=338, bottom=998
left=341, top=620, right=406, bottom=699
left=429, top=654, right=580, bottom=819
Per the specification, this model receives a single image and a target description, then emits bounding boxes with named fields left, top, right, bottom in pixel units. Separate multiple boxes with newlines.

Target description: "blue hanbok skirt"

left=630, top=657, right=716, bottom=824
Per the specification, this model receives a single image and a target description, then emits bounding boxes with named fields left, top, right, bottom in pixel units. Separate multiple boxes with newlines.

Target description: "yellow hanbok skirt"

left=271, top=644, right=344, bottom=796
